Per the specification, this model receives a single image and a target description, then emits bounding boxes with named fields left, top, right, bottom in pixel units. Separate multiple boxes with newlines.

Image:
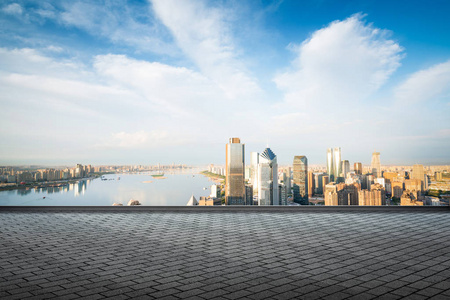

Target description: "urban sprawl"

left=194, top=138, right=450, bottom=206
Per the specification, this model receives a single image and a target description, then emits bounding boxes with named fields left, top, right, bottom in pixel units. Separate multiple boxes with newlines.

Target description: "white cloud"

left=151, top=0, right=261, bottom=99
left=2, top=3, right=23, bottom=15
left=395, top=60, right=450, bottom=104
left=93, top=54, right=221, bottom=117
left=274, top=14, right=403, bottom=109
left=58, top=1, right=176, bottom=56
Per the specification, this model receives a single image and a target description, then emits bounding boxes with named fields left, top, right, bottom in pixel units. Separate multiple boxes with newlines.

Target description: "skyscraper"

left=371, top=151, right=381, bottom=178
left=250, top=152, right=259, bottom=198
left=293, top=156, right=308, bottom=205
left=333, top=147, right=342, bottom=182
left=342, top=160, right=350, bottom=179
left=308, top=171, right=315, bottom=197
left=326, top=148, right=334, bottom=181
left=411, top=164, right=427, bottom=191
left=225, top=138, right=245, bottom=205
left=354, top=162, right=362, bottom=175
left=258, top=148, right=279, bottom=205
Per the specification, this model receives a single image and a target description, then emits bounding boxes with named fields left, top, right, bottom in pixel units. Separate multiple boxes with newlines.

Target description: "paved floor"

left=1, top=211, right=450, bottom=299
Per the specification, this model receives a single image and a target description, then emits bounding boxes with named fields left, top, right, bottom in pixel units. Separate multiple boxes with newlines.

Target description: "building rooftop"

left=1, top=206, right=449, bottom=300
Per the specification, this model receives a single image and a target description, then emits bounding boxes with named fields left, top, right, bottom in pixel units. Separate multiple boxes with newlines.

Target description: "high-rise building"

left=435, top=172, right=443, bottom=181
left=392, top=181, right=404, bottom=199
left=411, top=164, right=425, bottom=181
left=250, top=152, right=259, bottom=197
left=326, top=148, right=334, bottom=181
left=405, top=179, right=422, bottom=193
left=411, top=164, right=428, bottom=191
left=210, top=185, right=219, bottom=198
left=279, top=184, right=287, bottom=206
left=285, top=167, right=291, bottom=194
left=342, top=160, right=350, bottom=179
left=307, top=171, right=315, bottom=198
left=257, top=148, right=279, bottom=206
left=245, top=185, right=254, bottom=205
left=324, top=182, right=338, bottom=206
left=225, top=138, right=245, bottom=205
left=354, top=162, right=362, bottom=175
left=314, top=173, right=326, bottom=195
left=293, top=156, right=308, bottom=205
left=322, top=175, right=330, bottom=196
left=371, top=152, right=381, bottom=178
left=333, top=147, right=342, bottom=182
left=358, top=184, right=386, bottom=206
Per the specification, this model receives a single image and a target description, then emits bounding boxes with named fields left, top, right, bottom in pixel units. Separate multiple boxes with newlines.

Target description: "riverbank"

left=0, top=173, right=111, bottom=192
left=200, top=171, right=225, bottom=181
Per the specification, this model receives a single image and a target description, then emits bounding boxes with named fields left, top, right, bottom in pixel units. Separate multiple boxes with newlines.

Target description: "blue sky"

left=0, top=0, right=449, bottom=166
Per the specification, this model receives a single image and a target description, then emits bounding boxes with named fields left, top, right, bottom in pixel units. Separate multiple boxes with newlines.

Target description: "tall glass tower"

left=250, top=152, right=259, bottom=199
left=293, top=155, right=308, bottom=205
left=327, top=148, right=334, bottom=181
left=225, top=138, right=245, bottom=205
left=371, top=151, right=381, bottom=178
left=354, top=162, right=362, bottom=175
left=257, top=148, right=278, bottom=205
left=333, top=147, right=342, bottom=181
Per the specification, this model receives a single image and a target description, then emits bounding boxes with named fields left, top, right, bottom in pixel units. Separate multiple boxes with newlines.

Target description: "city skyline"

left=1, top=0, right=450, bottom=165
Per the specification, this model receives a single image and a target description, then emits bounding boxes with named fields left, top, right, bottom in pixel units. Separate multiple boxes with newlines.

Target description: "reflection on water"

left=0, top=169, right=217, bottom=206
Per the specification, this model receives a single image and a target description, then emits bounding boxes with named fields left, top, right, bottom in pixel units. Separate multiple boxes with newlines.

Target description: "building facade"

left=371, top=152, right=381, bottom=178
left=258, top=148, right=279, bottom=206
left=354, top=162, right=362, bottom=175
left=293, top=155, right=308, bottom=205
left=333, top=147, right=342, bottom=182
left=225, top=138, right=245, bottom=205
left=327, top=148, right=334, bottom=181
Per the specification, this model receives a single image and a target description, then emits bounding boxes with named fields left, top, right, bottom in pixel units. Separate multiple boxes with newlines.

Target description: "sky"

left=1, top=0, right=449, bottom=166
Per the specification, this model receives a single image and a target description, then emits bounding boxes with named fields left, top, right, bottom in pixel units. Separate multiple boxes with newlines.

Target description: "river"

left=0, top=169, right=220, bottom=206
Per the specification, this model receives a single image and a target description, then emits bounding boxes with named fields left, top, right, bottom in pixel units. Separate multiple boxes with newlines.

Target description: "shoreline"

left=0, top=174, right=108, bottom=192
left=199, top=170, right=225, bottom=182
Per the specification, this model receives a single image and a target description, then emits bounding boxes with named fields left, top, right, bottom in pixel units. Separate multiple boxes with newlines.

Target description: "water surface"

left=0, top=170, right=217, bottom=206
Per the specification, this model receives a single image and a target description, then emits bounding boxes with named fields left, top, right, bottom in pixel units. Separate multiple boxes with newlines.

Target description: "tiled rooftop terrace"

left=1, top=206, right=449, bottom=300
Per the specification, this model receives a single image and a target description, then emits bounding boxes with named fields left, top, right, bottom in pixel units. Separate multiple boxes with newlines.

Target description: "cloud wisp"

left=151, top=0, right=261, bottom=99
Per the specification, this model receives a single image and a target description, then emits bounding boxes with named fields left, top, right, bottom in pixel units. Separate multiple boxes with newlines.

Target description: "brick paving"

left=0, top=210, right=449, bottom=299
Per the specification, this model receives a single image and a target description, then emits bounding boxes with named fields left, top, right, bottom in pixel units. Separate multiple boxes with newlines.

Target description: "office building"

left=327, top=148, right=334, bottom=181
left=405, top=179, right=422, bottom=193
left=358, top=184, right=386, bottom=206
left=250, top=152, right=259, bottom=197
left=322, top=175, right=330, bottom=196
left=411, top=164, right=428, bottom=191
left=354, top=162, right=362, bottom=175
left=392, top=181, right=404, bottom=199
left=257, top=148, right=279, bottom=206
left=285, top=167, right=291, bottom=194
left=342, top=160, right=350, bottom=179
left=324, top=182, right=338, bottom=206
left=371, top=152, right=381, bottom=178
left=308, top=171, right=315, bottom=197
left=225, top=138, right=245, bottom=205
left=210, top=185, right=219, bottom=198
left=245, top=185, right=254, bottom=205
left=293, top=156, right=308, bottom=205
left=314, top=173, right=326, bottom=195
left=279, top=184, right=287, bottom=206
left=333, top=147, right=342, bottom=182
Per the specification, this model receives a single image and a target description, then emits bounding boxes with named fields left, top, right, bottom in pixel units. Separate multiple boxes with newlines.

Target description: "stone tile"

left=0, top=211, right=449, bottom=300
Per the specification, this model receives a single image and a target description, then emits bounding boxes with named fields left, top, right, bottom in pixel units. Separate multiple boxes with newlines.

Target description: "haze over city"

left=1, top=0, right=449, bottom=166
